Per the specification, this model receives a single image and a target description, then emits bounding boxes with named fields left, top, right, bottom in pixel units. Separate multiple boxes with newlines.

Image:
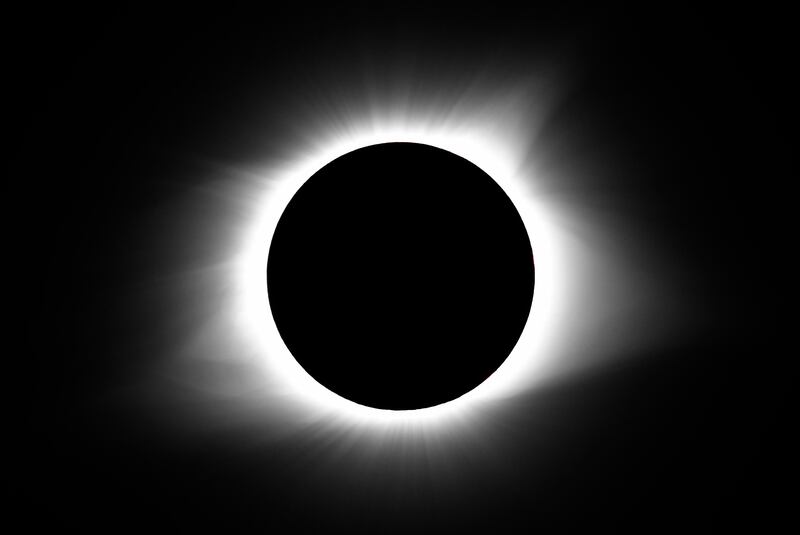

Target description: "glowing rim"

left=234, top=125, right=565, bottom=427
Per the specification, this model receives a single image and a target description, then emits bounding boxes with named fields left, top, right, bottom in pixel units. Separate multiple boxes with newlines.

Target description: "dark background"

left=12, top=5, right=789, bottom=532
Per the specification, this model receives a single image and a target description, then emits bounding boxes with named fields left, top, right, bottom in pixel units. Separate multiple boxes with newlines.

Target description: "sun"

left=232, top=116, right=568, bottom=430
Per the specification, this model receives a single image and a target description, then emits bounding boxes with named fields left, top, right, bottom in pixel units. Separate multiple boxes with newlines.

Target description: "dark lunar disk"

left=267, top=142, right=534, bottom=410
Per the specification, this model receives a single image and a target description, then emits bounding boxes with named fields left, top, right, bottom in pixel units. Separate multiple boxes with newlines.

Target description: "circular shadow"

left=267, top=142, right=534, bottom=410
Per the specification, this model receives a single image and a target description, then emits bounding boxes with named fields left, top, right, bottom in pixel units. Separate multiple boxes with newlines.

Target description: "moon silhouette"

left=267, top=142, right=535, bottom=410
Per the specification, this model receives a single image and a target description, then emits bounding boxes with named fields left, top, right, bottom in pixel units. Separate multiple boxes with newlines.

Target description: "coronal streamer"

left=154, top=61, right=679, bottom=459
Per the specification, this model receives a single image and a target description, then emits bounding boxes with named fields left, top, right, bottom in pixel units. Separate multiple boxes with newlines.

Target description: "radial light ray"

left=152, top=62, right=683, bottom=461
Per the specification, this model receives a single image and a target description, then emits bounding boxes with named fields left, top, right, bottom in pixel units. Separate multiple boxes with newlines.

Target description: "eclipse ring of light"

left=266, top=142, right=535, bottom=411
left=235, top=117, right=568, bottom=427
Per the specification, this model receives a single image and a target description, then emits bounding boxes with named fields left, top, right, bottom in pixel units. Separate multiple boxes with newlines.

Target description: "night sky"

left=13, top=5, right=788, bottom=532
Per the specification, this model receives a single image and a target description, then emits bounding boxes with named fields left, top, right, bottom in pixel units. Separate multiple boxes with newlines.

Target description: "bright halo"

left=233, top=113, right=567, bottom=429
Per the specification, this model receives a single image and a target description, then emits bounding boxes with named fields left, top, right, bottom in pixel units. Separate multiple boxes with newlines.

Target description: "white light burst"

left=155, top=69, right=679, bottom=456
left=236, top=123, right=561, bottom=428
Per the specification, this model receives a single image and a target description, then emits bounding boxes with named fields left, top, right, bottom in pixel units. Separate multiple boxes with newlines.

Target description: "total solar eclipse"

left=267, top=142, right=535, bottom=410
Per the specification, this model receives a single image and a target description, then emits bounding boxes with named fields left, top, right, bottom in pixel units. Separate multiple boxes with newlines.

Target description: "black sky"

left=12, top=5, right=789, bottom=532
